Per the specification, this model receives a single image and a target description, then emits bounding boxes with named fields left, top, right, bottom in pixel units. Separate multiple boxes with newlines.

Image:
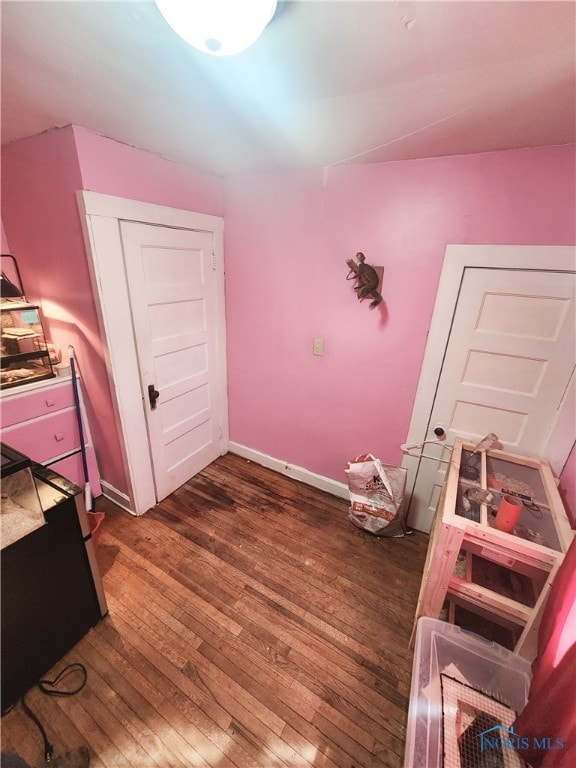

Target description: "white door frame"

left=76, top=191, right=228, bottom=516
left=403, top=244, right=575, bottom=531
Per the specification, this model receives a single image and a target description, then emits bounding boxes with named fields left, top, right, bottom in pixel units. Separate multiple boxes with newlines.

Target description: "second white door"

left=407, top=266, right=575, bottom=531
left=121, top=221, right=227, bottom=502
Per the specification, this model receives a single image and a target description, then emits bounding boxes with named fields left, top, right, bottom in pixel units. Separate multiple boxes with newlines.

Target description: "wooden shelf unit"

left=411, top=438, right=574, bottom=660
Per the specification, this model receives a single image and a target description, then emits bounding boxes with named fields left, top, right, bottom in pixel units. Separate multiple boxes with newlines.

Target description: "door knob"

left=433, top=425, right=446, bottom=438
left=148, top=384, right=160, bottom=410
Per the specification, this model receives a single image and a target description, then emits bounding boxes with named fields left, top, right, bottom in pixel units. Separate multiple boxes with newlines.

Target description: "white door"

left=121, top=222, right=225, bottom=502
left=407, top=266, right=576, bottom=532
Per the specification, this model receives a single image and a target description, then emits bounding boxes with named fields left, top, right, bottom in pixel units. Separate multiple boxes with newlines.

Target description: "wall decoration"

left=346, top=252, right=383, bottom=309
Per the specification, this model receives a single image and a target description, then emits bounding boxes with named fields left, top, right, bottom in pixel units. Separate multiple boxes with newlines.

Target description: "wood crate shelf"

left=411, top=438, right=575, bottom=659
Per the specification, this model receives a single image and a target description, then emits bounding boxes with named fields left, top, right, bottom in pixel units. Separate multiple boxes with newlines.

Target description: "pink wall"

left=2, top=130, right=574, bottom=524
left=1, top=126, right=126, bottom=489
left=223, top=145, right=576, bottom=521
left=1, top=219, right=10, bottom=252
left=1, top=126, right=223, bottom=498
left=559, top=444, right=576, bottom=526
left=72, top=126, right=223, bottom=215
left=0, top=219, right=21, bottom=288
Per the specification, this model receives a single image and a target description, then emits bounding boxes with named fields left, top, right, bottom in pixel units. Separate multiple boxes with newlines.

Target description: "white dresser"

left=0, top=376, right=101, bottom=496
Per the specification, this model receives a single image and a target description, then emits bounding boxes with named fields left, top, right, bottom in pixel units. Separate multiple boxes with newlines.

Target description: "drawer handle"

left=46, top=399, right=56, bottom=407
left=54, top=432, right=65, bottom=442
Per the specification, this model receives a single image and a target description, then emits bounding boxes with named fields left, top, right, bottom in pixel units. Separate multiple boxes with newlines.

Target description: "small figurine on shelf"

left=346, top=252, right=383, bottom=309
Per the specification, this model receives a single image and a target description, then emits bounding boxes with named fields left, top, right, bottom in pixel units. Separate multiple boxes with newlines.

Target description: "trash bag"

left=344, top=453, right=409, bottom=537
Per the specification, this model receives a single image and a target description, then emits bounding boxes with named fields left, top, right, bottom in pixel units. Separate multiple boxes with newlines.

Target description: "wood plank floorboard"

left=1, top=453, right=428, bottom=768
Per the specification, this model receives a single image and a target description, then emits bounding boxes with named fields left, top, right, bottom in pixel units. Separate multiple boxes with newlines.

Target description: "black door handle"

left=148, top=384, right=160, bottom=410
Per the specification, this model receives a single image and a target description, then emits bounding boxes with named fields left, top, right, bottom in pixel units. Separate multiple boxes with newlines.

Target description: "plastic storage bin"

left=404, top=617, right=532, bottom=768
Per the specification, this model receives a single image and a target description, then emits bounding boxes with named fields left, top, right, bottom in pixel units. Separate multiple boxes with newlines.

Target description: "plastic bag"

left=344, top=453, right=408, bottom=536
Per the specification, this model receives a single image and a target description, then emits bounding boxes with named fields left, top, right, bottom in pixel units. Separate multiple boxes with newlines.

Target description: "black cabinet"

left=1, top=445, right=107, bottom=714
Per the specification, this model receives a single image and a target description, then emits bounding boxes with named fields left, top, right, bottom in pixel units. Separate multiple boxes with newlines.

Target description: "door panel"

left=408, top=268, right=575, bottom=531
left=121, top=222, right=224, bottom=502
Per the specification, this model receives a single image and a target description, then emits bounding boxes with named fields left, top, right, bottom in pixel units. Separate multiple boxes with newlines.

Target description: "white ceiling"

left=1, top=1, right=575, bottom=177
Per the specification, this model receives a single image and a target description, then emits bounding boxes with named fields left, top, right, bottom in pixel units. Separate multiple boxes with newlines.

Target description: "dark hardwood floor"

left=1, top=453, right=428, bottom=768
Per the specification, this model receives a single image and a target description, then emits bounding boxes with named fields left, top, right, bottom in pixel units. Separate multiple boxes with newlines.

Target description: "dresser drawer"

left=1, top=381, right=75, bottom=427
left=2, top=409, right=79, bottom=463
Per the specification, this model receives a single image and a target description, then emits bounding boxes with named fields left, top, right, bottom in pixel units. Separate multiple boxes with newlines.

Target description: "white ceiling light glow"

left=155, top=0, right=277, bottom=56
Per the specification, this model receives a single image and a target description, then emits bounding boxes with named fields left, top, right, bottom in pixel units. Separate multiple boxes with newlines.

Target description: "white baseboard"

left=228, top=441, right=349, bottom=501
left=99, top=479, right=137, bottom=515
left=99, top=447, right=349, bottom=516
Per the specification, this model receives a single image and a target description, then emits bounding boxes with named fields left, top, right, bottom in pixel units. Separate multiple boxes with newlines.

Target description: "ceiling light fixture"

left=155, top=0, right=278, bottom=56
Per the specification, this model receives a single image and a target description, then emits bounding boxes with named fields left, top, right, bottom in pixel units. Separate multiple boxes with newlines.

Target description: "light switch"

left=313, top=338, right=324, bottom=356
